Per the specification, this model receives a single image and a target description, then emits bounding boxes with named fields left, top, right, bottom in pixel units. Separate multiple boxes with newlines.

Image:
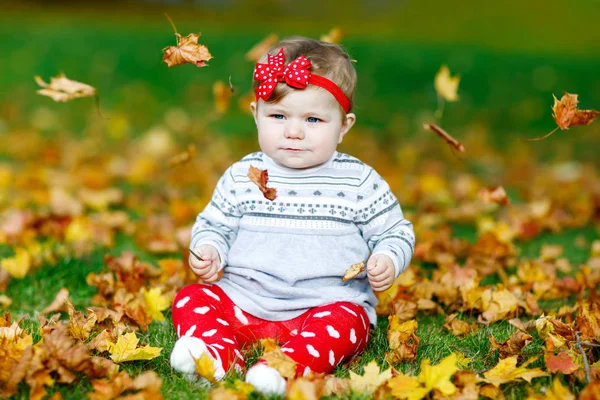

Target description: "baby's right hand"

left=189, top=244, right=221, bottom=283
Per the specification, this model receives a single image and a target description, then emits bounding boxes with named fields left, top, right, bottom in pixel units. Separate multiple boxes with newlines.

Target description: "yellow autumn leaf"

left=479, top=356, right=548, bottom=387
left=526, top=376, right=575, bottom=400
left=418, top=353, right=458, bottom=396
left=387, top=373, right=428, bottom=400
left=213, top=81, right=232, bottom=114
left=348, top=361, right=392, bottom=394
left=263, top=347, right=297, bottom=379
left=0, top=247, right=32, bottom=278
left=142, top=287, right=171, bottom=321
left=107, top=331, right=162, bottom=363
left=434, top=65, right=460, bottom=102
left=195, top=352, right=218, bottom=384
left=0, top=294, right=12, bottom=308
left=35, top=73, right=96, bottom=102
left=321, top=27, right=344, bottom=44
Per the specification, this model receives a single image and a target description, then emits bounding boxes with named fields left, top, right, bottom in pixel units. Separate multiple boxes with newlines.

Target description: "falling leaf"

left=245, top=33, right=279, bottom=62
left=107, top=331, right=162, bottom=363
left=321, top=27, right=344, bottom=44
left=262, top=348, right=297, bottom=379
left=142, top=287, right=171, bottom=321
left=35, top=74, right=96, bottom=102
left=342, top=261, right=365, bottom=282
left=479, top=356, right=548, bottom=387
left=163, top=33, right=213, bottom=68
left=545, top=351, right=579, bottom=374
left=478, top=186, right=510, bottom=206
left=41, top=288, right=70, bottom=314
left=248, top=165, right=277, bottom=201
left=348, top=360, right=392, bottom=395
left=423, top=123, right=465, bottom=152
left=552, top=92, right=599, bottom=130
left=434, top=65, right=460, bottom=102
left=213, top=81, right=232, bottom=114
left=195, top=352, right=218, bottom=384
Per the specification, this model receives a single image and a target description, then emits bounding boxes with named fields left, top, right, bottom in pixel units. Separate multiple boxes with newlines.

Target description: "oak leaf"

left=342, top=261, right=366, bottom=282
left=245, top=33, right=279, bottom=62
left=162, top=33, right=212, bottom=67
left=348, top=360, right=392, bottom=395
left=479, top=356, right=548, bottom=387
left=545, top=351, right=579, bottom=374
left=248, top=165, right=277, bottom=201
left=434, top=65, right=460, bottom=102
left=107, top=331, right=162, bottom=363
left=35, top=74, right=96, bottom=102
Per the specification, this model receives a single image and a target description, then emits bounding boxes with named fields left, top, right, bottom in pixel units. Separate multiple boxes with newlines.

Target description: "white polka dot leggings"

left=172, top=284, right=370, bottom=377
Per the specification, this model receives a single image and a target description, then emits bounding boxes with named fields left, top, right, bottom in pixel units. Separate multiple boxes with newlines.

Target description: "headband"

left=253, top=48, right=351, bottom=113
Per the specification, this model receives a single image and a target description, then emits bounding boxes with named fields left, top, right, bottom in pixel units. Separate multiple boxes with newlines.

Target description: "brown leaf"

left=342, top=261, right=366, bottom=282
left=478, top=186, right=510, bottom=206
left=579, top=380, right=600, bottom=400
left=262, top=348, right=297, bottom=379
left=248, top=165, right=277, bottom=201
left=288, top=377, right=325, bottom=400
left=385, top=316, right=419, bottom=363
left=213, top=81, right=232, bottom=114
left=444, top=314, right=477, bottom=336
left=66, top=301, right=98, bottom=341
left=552, top=92, right=599, bottom=130
left=35, top=74, right=96, bottom=102
left=41, top=288, right=70, bottom=314
left=245, top=33, right=279, bottom=62
left=545, top=351, right=579, bottom=374
left=162, top=33, right=212, bottom=68
left=490, top=330, right=533, bottom=359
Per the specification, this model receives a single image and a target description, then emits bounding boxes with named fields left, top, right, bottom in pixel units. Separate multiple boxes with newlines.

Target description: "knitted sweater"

left=190, top=151, right=415, bottom=327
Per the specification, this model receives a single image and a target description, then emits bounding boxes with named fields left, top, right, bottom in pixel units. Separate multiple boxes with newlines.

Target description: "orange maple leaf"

left=162, top=33, right=213, bottom=68
left=248, top=165, right=277, bottom=201
left=545, top=351, right=579, bottom=374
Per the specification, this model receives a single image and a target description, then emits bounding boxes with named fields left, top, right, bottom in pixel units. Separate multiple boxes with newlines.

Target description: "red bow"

left=254, top=48, right=312, bottom=100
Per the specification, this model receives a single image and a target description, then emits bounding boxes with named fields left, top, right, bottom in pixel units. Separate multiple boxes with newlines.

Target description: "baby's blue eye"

left=271, top=114, right=285, bottom=120
left=307, top=117, right=321, bottom=123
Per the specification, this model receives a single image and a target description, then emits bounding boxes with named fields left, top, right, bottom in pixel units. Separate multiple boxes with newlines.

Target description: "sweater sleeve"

left=354, top=167, right=415, bottom=278
left=190, top=166, right=241, bottom=270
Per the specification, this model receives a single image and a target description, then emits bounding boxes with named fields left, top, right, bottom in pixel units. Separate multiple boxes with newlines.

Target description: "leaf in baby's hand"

left=195, top=352, right=218, bottom=384
left=248, top=165, right=277, bottom=201
left=434, top=65, right=460, bottom=102
left=35, top=74, right=96, bottom=102
left=246, top=33, right=279, bottom=62
left=348, top=360, right=392, bottom=395
left=478, top=186, right=510, bottom=206
left=263, top=348, right=297, bottom=379
left=107, top=331, right=162, bottom=363
left=321, top=27, right=344, bottom=44
left=342, top=261, right=366, bottom=282
left=163, top=33, right=213, bottom=68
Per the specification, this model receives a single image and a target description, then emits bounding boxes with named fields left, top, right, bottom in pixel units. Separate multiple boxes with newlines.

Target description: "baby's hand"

left=366, top=254, right=395, bottom=292
left=189, top=244, right=221, bottom=283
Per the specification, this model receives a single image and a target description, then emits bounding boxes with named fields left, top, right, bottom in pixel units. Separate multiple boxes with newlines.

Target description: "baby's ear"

left=250, top=102, right=259, bottom=126
left=338, top=113, right=356, bottom=143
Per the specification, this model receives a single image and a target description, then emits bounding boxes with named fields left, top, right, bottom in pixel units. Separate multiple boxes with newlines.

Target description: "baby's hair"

left=252, top=36, right=357, bottom=113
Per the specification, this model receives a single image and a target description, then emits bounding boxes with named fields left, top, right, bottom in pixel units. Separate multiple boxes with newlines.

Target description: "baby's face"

left=251, top=87, right=355, bottom=169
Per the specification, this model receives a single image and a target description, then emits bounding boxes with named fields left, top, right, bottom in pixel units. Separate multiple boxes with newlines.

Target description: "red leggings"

left=171, top=284, right=370, bottom=377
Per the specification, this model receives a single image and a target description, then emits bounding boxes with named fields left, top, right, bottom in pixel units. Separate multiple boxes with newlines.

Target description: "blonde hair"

left=251, top=36, right=357, bottom=113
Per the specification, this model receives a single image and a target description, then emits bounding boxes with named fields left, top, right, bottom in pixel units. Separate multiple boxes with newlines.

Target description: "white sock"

left=170, top=336, right=226, bottom=382
left=245, top=363, right=286, bottom=396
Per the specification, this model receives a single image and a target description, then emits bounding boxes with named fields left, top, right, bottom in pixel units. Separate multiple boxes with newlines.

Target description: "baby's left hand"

left=367, top=254, right=395, bottom=292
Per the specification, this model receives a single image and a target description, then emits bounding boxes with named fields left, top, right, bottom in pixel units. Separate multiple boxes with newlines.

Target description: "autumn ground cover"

left=1, top=3, right=600, bottom=400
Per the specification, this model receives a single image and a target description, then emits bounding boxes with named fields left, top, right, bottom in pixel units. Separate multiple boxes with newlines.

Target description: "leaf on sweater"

left=342, top=261, right=365, bottom=282
left=248, top=165, right=277, bottom=201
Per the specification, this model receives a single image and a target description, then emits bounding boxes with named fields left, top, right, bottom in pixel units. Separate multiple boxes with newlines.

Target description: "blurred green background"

left=1, top=0, right=599, bottom=163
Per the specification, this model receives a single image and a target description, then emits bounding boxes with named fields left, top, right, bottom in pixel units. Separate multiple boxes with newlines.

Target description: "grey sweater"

left=190, top=151, right=415, bottom=327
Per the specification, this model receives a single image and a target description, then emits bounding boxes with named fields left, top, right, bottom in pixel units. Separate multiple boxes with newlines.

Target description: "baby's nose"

left=284, top=121, right=304, bottom=139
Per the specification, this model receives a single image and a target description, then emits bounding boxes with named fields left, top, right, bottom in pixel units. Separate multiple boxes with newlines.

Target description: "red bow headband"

left=253, top=48, right=351, bottom=113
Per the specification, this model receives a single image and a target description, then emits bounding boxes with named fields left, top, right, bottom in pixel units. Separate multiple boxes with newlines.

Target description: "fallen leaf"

left=107, top=331, right=162, bottom=363
left=423, top=123, right=465, bottom=152
left=321, top=27, right=344, bottom=44
left=490, top=330, right=533, bottom=359
left=66, top=301, right=98, bottom=341
left=342, top=261, right=365, bottom=282
left=434, top=65, right=460, bottom=102
left=478, top=186, right=510, bottom=206
left=443, top=314, right=477, bottom=336
left=479, top=356, right=548, bottom=386
left=288, top=377, right=325, bottom=400
left=545, top=351, right=579, bottom=374
left=262, top=348, right=297, bottom=379
left=163, top=33, right=212, bottom=68
left=348, top=360, right=392, bottom=395
left=248, top=165, right=277, bottom=201
left=579, top=380, right=600, bottom=400
left=387, top=372, right=428, bottom=400
left=142, top=287, right=171, bottom=321
left=418, top=353, right=458, bottom=396
left=0, top=321, right=33, bottom=383
left=35, top=74, right=96, bottom=102
left=386, top=316, right=419, bottom=363
left=0, top=247, right=32, bottom=278
left=526, top=376, right=576, bottom=400
left=245, top=33, right=279, bottom=62
left=195, top=352, right=218, bottom=384
left=41, top=288, right=70, bottom=314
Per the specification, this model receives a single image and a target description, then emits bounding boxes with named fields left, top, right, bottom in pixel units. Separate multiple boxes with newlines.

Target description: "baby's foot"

left=245, top=362, right=286, bottom=396
left=170, top=336, right=226, bottom=383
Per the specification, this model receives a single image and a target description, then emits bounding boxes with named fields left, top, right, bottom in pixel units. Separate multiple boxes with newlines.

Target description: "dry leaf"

left=107, top=331, right=162, bottom=363
left=246, top=33, right=279, bottom=62
left=66, top=300, right=98, bottom=341
left=478, top=186, right=510, bottom=206
left=41, top=288, right=70, bottom=314
left=434, top=65, right=460, bottom=102
left=262, top=348, right=297, bottom=379
left=387, top=354, right=458, bottom=400
left=0, top=247, right=31, bottom=278
left=142, top=287, right=171, bottom=321
left=348, top=360, right=392, bottom=395
left=248, top=165, right=277, bottom=201
left=545, top=351, right=579, bottom=374
left=195, top=352, right=218, bottom=384
left=490, top=330, right=533, bottom=359
left=163, top=33, right=213, bottom=67
left=342, top=261, right=365, bottom=282
left=213, top=81, right=232, bottom=114
left=321, top=27, right=344, bottom=44
left=423, top=123, right=465, bottom=152
left=443, top=314, right=477, bottom=336
left=552, top=92, right=599, bottom=130
left=288, top=377, right=325, bottom=400
left=386, top=316, right=419, bottom=363
left=479, top=356, right=548, bottom=386
left=167, top=145, right=196, bottom=168
left=526, top=376, right=575, bottom=400
left=35, top=74, right=96, bottom=102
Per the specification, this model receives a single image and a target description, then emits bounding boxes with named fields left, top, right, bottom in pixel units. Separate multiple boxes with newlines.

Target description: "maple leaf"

left=526, top=376, right=575, bottom=400
left=434, top=65, right=460, bottom=102
left=348, top=360, right=392, bottom=395
left=213, top=81, right=232, bottom=114
left=1, top=247, right=32, bottom=278
left=386, top=316, right=419, bottom=363
left=195, top=352, right=218, bottom=384
left=262, top=347, right=297, bottom=379
left=162, top=33, right=213, bottom=67
left=245, top=33, right=279, bottom=62
left=490, top=330, right=533, bottom=359
left=142, top=287, right=171, bottom=321
left=66, top=300, right=98, bottom=341
left=387, top=373, right=428, bottom=400
left=107, top=331, right=162, bottom=363
left=478, top=186, right=510, bottom=206
left=342, top=261, right=366, bottom=282
left=545, top=351, right=579, bottom=374
left=479, top=356, right=548, bottom=387
left=248, top=165, right=277, bottom=201
left=321, top=27, right=344, bottom=44
left=34, top=74, right=96, bottom=102
left=478, top=287, right=519, bottom=324
left=387, top=354, right=458, bottom=400
left=0, top=321, right=33, bottom=383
